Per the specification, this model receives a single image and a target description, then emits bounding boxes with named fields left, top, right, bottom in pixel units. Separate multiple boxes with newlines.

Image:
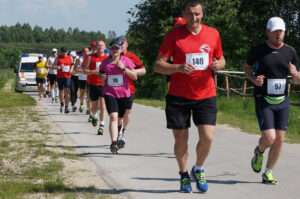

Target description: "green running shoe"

left=79, top=104, right=84, bottom=113
left=262, top=171, right=278, bottom=185
left=251, top=146, right=263, bottom=173
left=97, top=126, right=104, bottom=135
left=88, top=115, right=93, bottom=122
left=92, top=117, right=98, bottom=127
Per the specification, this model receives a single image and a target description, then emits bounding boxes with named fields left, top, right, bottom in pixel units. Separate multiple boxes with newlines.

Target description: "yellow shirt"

left=35, top=61, right=47, bottom=79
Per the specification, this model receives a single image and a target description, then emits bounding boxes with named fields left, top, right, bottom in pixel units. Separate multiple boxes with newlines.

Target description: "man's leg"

left=173, top=129, right=189, bottom=173
left=266, top=130, right=285, bottom=170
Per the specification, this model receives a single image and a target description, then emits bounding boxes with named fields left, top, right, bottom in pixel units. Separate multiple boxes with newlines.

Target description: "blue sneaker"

left=191, top=166, right=208, bottom=193
left=179, top=173, right=192, bottom=193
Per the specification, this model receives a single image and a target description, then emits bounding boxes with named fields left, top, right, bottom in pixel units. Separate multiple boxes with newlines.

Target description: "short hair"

left=182, top=0, right=204, bottom=11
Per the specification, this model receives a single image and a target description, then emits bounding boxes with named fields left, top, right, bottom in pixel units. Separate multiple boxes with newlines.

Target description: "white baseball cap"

left=70, top=51, right=77, bottom=57
left=52, top=48, right=57, bottom=52
left=267, top=17, right=286, bottom=32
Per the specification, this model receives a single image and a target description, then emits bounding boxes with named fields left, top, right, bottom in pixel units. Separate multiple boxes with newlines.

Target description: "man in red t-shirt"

left=53, top=46, right=73, bottom=113
left=154, top=0, right=226, bottom=193
left=84, top=40, right=108, bottom=135
left=116, top=35, right=146, bottom=148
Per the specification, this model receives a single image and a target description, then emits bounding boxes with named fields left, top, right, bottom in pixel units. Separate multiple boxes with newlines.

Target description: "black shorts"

left=165, top=95, right=217, bottom=130
left=104, top=95, right=129, bottom=118
left=57, top=78, right=71, bottom=90
left=47, top=74, right=57, bottom=86
left=89, top=85, right=104, bottom=101
left=255, top=96, right=289, bottom=131
left=126, top=94, right=135, bottom=110
left=79, top=80, right=87, bottom=90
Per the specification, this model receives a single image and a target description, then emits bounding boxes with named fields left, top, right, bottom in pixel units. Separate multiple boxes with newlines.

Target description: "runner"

left=35, top=55, right=47, bottom=101
left=244, top=17, right=300, bottom=185
left=53, top=46, right=73, bottom=113
left=45, top=48, right=59, bottom=103
left=116, top=35, right=146, bottom=148
left=84, top=40, right=108, bottom=135
left=153, top=0, right=225, bottom=193
left=70, top=51, right=80, bottom=112
left=99, top=38, right=137, bottom=154
left=75, top=47, right=90, bottom=113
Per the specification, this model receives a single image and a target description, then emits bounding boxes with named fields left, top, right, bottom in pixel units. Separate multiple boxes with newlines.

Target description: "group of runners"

left=34, top=0, right=300, bottom=194
left=35, top=36, right=146, bottom=154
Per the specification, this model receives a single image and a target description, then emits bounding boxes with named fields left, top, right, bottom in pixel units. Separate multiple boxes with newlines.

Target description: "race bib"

left=96, top=62, right=101, bottom=70
left=62, top=65, right=70, bottom=72
left=108, top=75, right=123, bottom=87
left=186, top=53, right=209, bottom=70
left=267, top=79, right=286, bottom=95
left=37, top=69, right=44, bottom=74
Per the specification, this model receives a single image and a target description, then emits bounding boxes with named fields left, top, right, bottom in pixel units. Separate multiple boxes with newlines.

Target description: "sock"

left=179, top=171, right=189, bottom=177
left=100, top=121, right=105, bottom=126
left=118, top=124, right=122, bottom=134
left=256, top=146, right=264, bottom=154
left=61, top=102, right=64, bottom=106
left=55, top=88, right=59, bottom=97
left=112, top=141, right=117, bottom=144
left=193, top=165, right=204, bottom=172
left=51, top=88, right=55, bottom=99
left=265, top=168, right=272, bottom=173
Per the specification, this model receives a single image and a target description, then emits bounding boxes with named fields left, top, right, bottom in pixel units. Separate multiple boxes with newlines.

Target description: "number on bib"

left=62, top=65, right=70, bottom=72
left=186, top=53, right=209, bottom=70
left=38, top=69, right=44, bottom=74
left=96, top=62, right=101, bottom=70
left=108, top=75, right=124, bottom=87
left=267, top=79, right=286, bottom=95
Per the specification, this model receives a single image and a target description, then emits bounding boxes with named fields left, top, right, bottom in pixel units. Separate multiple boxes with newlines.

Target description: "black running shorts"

left=125, top=94, right=135, bottom=110
left=104, top=95, right=129, bottom=118
left=47, top=74, right=57, bottom=86
left=255, top=96, right=289, bottom=131
left=165, top=95, right=217, bottom=130
left=89, top=85, right=104, bottom=101
left=79, top=80, right=87, bottom=90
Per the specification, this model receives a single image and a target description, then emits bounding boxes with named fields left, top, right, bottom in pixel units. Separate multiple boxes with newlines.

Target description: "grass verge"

left=134, top=94, right=300, bottom=143
left=0, top=78, right=115, bottom=199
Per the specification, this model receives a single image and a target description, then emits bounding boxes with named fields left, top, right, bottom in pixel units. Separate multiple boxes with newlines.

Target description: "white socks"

left=194, top=165, right=204, bottom=171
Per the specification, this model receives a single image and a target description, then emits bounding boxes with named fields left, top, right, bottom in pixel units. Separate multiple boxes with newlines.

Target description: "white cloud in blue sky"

left=0, top=0, right=142, bottom=36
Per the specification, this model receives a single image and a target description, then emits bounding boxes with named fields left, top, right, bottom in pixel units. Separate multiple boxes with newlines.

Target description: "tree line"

left=126, top=0, right=300, bottom=99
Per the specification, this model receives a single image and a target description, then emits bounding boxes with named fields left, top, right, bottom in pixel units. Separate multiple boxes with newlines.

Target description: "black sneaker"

left=110, top=143, right=118, bottom=154
left=72, top=106, right=77, bottom=112
left=65, top=107, right=70, bottom=114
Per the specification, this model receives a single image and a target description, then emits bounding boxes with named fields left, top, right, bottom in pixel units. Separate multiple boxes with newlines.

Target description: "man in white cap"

left=244, top=17, right=300, bottom=184
left=46, top=48, right=59, bottom=102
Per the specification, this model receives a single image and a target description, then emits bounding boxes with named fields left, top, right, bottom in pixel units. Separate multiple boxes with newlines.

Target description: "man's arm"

left=243, top=63, right=264, bottom=86
left=153, top=54, right=194, bottom=75
left=211, top=56, right=226, bottom=71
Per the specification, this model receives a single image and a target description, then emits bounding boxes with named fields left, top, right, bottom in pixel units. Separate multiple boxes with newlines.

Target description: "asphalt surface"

left=30, top=93, right=300, bottom=199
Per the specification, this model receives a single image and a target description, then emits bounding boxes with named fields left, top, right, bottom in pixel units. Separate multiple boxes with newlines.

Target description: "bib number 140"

left=186, top=53, right=209, bottom=70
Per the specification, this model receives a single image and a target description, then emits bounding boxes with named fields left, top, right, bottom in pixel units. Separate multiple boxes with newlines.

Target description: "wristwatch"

left=122, top=67, right=127, bottom=71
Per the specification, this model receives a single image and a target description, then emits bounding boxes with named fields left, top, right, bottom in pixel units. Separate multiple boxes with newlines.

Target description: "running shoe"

left=117, top=133, right=125, bottom=149
left=79, top=105, right=84, bottom=113
left=92, top=117, right=98, bottom=127
left=88, top=115, right=93, bottom=122
left=86, top=109, right=90, bottom=115
left=191, top=167, right=208, bottom=193
left=51, top=98, right=55, bottom=103
left=55, top=97, right=58, bottom=103
left=65, top=107, right=70, bottom=114
left=60, top=106, right=63, bottom=113
left=180, top=173, right=192, bottom=193
left=48, top=92, right=51, bottom=98
left=97, top=126, right=104, bottom=135
left=110, top=143, right=118, bottom=154
left=72, top=106, right=77, bottom=112
left=262, top=171, right=278, bottom=185
left=251, top=146, right=264, bottom=173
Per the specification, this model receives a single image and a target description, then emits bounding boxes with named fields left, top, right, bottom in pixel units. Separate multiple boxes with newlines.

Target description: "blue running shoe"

left=191, top=166, right=208, bottom=193
left=179, top=173, right=192, bottom=193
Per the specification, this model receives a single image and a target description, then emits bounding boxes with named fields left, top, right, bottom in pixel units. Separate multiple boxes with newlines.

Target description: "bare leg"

left=266, top=130, right=285, bottom=170
left=173, top=129, right=189, bottom=173
left=195, top=125, right=215, bottom=167
left=122, top=109, right=131, bottom=129
left=109, top=112, right=118, bottom=142
left=64, top=88, right=70, bottom=107
left=99, top=97, right=106, bottom=122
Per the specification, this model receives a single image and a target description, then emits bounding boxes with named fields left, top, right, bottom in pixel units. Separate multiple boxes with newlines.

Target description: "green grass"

left=135, top=95, right=300, bottom=143
left=0, top=68, right=15, bottom=89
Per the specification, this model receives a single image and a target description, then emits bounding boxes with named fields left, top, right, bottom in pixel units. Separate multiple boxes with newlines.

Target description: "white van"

left=15, top=53, right=47, bottom=92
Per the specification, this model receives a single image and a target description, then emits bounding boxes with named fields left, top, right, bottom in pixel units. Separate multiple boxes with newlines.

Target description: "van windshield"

left=20, top=63, right=35, bottom=72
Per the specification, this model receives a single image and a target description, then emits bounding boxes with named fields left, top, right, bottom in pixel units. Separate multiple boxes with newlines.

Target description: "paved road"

left=31, top=93, right=300, bottom=199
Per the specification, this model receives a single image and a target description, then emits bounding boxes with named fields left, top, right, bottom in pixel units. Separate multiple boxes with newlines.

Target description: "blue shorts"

left=57, top=78, right=71, bottom=90
left=36, top=78, right=46, bottom=84
left=255, top=96, right=290, bottom=131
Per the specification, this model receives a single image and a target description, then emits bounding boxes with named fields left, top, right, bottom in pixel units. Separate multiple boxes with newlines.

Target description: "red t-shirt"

left=57, top=55, right=72, bottom=79
left=87, top=54, right=109, bottom=86
left=158, top=24, right=223, bottom=100
left=123, top=51, right=144, bottom=94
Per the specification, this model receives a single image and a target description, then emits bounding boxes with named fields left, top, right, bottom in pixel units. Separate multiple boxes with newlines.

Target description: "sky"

left=0, top=0, right=143, bottom=36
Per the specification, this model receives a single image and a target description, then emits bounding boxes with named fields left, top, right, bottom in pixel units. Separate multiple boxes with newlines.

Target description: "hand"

left=117, top=60, right=125, bottom=70
left=100, top=73, right=107, bottom=82
left=289, top=62, right=297, bottom=76
left=211, top=58, right=222, bottom=71
left=179, top=63, right=195, bottom=74
left=254, top=75, right=265, bottom=86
